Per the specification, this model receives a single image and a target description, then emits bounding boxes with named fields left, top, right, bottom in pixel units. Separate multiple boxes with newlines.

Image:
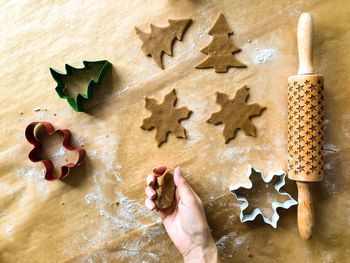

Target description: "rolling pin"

left=287, top=13, right=324, bottom=240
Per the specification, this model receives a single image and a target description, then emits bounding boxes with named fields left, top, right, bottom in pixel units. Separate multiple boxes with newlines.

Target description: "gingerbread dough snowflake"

left=141, top=89, right=192, bottom=147
left=135, top=19, right=191, bottom=69
left=208, top=86, right=265, bottom=143
left=196, top=13, right=246, bottom=73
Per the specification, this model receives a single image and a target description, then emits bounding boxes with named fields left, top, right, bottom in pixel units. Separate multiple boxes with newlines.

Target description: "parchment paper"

left=1, top=0, right=349, bottom=262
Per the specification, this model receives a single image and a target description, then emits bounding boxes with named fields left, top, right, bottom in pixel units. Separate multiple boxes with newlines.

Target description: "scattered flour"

left=17, top=167, right=36, bottom=180
left=90, top=133, right=123, bottom=181
left=323, top=119, right=330, bottom=128
left=85, top=193, right=98, bottom=205
left=323, top=177, right=337, bottom=197
left=324, top=162, right=333, bottom=170
left=52, top=147, right=65, bottom=158
left=72, top=134, right=85, bottom=146
left=90, top=151, right=98, bottom=158
left=113, top=164, right=123, bottom=183
left=80, top=128, right=160, bottom=251
left=216, top=233, right=236, bottom=258
left=198, top=26, right=208, bottom=40
left=324, top=144, right=340, bottom=153
left=180, top=97, right=208, bottom=146
left=5, top=225, right=13, bottom=234
left=16, top=167, right=48, bottom=198
left=189, top=41, right=197, bottom=52
left=253, top=48, right=277, bottom=64
left=234, top=236, right=246, bottom=246
left=216, top=235, right=231, bottom=248
left=218, top=145, right=272, bottom=163
left=186, top=130, right=204, bottom=146
left=116, top=86, right=129, bottom=98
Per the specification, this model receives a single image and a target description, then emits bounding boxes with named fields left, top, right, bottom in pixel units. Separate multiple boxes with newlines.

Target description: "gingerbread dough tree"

left=196, top=13, right=246, bottom=73
left=141, top=89, right=192, bottom=147
left=208, top=86, right=265, bottom=143
left=135, top=19, right=191, bottom=69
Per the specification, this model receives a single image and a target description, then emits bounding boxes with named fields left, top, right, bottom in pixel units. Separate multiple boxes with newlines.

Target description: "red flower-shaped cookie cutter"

left=25, top=121, right=86, bottom=181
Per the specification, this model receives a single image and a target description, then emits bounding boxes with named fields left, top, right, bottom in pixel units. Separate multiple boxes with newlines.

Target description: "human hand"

left=145, top=165, right=218, bottom=263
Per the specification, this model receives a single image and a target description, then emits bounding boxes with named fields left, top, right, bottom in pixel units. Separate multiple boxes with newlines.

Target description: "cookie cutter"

left=50, top=60, right=112, bottom=112
left=230, top=165, right=297, bottom=228
left=25, top=121, right=86, bottom=181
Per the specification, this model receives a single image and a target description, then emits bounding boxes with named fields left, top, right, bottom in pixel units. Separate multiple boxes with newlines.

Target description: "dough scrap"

left=208, top=86, right=265, bottom=143
left=135, top=19, right=191, bottom=69
left=196, top=13, right=246, bottom=73
left=141, top=89, right=192, bottom=147
left=155, top=169, right=176, bottom=209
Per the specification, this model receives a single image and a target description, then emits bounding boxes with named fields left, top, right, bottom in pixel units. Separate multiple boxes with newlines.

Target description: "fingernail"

left=146, top=175, right=154, bottom=186
left=153, top=165, right=166, bottom=174
left=145, top=199, right=155, bottom=210
left=174, top=166, right=181, bottom=177
left=152, top=166, right=161, bottom=173
left=146, top=188, right=156, bottom=198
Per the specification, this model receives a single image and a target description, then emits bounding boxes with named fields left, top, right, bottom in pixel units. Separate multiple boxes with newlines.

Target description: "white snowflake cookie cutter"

left=229, top=165, right=298, bottom=228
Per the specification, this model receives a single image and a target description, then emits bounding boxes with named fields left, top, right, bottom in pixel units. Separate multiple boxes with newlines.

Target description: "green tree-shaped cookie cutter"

left=50, top=60, right=112, bottom=112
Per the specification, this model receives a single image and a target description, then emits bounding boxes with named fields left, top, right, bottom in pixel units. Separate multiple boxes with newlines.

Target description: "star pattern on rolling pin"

left=287, top=77, right=324, bottom=179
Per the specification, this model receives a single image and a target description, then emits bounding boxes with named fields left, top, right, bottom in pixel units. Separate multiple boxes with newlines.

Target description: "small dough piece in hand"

left=155, top=169, right=176, bottom=209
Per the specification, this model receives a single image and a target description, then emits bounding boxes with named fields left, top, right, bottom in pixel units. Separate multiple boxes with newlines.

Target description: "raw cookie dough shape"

left=195, top=13, right=247, bottom=73
left=135, top=19, right=192, bottom=69
left=141, top=89, right=192, bottom=147
left=155, top=169, right=176, bottom=209
left=25, top=121, right=86, bottom=181
left=207, top=85, right=265, bottom=143
left=50, top=60, right=112, bottom=112
left=230, top=166, right=298, bottom=228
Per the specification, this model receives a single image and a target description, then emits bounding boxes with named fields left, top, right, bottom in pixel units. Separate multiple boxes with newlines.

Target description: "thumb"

left=174, top=167, right=187, bottom=187
left=174, top=167, right=195, bottom=200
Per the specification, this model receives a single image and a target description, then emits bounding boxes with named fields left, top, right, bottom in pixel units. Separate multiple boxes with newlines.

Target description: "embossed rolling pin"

left=287, top=13, right=324, bottom=240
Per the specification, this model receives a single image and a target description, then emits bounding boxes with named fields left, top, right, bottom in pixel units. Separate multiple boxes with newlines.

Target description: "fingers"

left=147, top=165, right=166, bottom=187
left=146, top=173, right=156, bottom=187
left=145, top=165, right=166, bottom=212
left=145, top=175, right=157, bottom=211
left=174, top=167, right=203, bottom=206
left=174, top=167, right=194, bottom=199
left=145, top=198, right=156, bottom=210
left=174, top=167, right=187, bottom=187
left=153, top=165, right=167, bottom=175
left=145, top=186, right=156, bottom=199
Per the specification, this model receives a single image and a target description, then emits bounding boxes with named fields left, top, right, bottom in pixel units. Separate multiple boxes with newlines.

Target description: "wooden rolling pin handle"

left=297, top=181, right=314, bottom=240
left=297, top=13, right=315, bottom=75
